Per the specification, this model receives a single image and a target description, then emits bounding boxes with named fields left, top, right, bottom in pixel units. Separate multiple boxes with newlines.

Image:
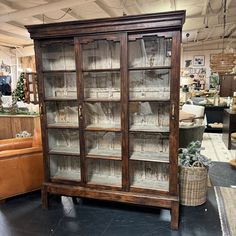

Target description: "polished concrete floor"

left=0, top=161, right=234, bottom=236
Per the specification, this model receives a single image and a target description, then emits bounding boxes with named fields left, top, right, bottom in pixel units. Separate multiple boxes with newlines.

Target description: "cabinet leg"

left=41, top=186, right=49, bottom=209
left=170, top=201, right=179, bottom=230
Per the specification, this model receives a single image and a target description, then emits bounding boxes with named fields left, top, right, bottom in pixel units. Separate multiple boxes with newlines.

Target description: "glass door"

left=128, top=34, right=172, bottom=191
left=41, top=41, right=81, bottom=182
left=79, top=36, right=122, bottom=187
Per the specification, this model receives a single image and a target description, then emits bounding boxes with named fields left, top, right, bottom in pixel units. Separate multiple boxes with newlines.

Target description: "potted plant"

left=179, top=141, right=212, bottom=206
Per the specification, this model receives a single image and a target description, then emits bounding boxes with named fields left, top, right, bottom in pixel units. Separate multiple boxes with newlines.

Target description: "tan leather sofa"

left=0, top=117, right=43, bottom=201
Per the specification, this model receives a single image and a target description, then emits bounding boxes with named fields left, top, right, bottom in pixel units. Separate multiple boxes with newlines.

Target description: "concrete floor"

left=0, top=161, right=234, bottom=236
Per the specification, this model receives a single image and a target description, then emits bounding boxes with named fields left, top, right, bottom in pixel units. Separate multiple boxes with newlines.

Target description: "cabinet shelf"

left=86, top=154, right=121, bottom=161
left=129, top=66, right=171, bottom=71
left=130, top=181, right=169, bottom=191
left=129, top=98, right=170, bottom=102
left=45, top=97, right=77, bottom=101
left=49, top=149, right=80, bottom=156
left=85, top=125, right=121, bottom=132
left=47, top=123, right=79, bottom=129
left=130, top=152, right=169, bottom=163
left=87, top=175, right=121, bottom=187
left=82, top=68, right=120, bottom=73
left=51, top=171, right=81, bottom=182
left=129, top=125, right=169, bottom=133
left=84, top=98, right=120, bottom=102
left=43, top=70, right=76, bottom=73
left=86, top=149, right=121, bottom=158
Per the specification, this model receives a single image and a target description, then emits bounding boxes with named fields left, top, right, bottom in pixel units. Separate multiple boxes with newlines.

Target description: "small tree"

left=14, top=72, right=25, bottom=101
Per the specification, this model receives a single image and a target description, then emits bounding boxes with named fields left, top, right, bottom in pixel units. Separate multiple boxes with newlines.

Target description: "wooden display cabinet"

left=26, top=11, right=185, bottom=229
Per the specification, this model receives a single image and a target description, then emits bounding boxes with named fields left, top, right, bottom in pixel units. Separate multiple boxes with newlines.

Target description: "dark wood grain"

left=120, top=32, right=129, bottom=192
left=28, top=11, right=185, bottom=230
left=26, top=11, right=185, bottom=39
left=171, top=200, right=179, bottom=229
left=75, top=37, right=87, bottom=185
left=44, top=182, right=178, bottom=208
left=34, top=40, right=50, bottom=183
left=169, top=31, right=181, bottom=196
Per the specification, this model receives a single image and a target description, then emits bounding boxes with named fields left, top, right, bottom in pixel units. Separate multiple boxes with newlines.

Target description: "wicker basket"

left=179, top=162, right=208, bottom=206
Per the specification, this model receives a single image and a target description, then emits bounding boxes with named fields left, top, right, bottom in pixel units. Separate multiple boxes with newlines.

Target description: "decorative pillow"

left=179, top=110, right=195, bottom=122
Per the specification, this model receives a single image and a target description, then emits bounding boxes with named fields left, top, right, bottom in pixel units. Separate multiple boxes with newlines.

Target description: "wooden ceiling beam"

left=204, top=26, right=216, bottom=41
left=226, top=0, right=233, bottom=9
left=33, top=15, right=52, bottom=24
left=133, top=0, right=142, bottom=14
left=0, top=29, right=30, bottom=40
left=170, top=0, right=176, bottom=11
left=194, top=31, right=199, bottom=42
left=201, top=0, right=210, bottom=16
left=182, top=37, right=236, bottom=47
left=6, top=21, right=25, bottom=29
left=0, top=0, right=95, bottom=23
left=61, top=8, right=83, bottom=20
left=95, top=0, right=119, bottom=17
left=0, top=0, right=24, bottom=10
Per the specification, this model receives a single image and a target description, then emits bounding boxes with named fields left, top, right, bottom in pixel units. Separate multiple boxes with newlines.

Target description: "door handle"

left=79, top=105, right=82, bottom=118
left=171, top=104, right=175, bottom=120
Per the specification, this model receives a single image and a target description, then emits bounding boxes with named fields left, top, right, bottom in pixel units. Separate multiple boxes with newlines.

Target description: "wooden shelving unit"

left=26, top=11, right=185, bottom=230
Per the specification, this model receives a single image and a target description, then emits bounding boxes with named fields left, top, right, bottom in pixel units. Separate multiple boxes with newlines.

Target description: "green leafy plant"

left=179, top=141, right=212, bottom=168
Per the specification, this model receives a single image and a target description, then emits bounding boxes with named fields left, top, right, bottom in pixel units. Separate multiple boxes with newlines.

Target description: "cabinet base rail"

left=41, top=182, right=179, bottom=230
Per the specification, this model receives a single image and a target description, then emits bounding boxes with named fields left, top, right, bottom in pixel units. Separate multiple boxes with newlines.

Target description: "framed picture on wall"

left=193, top=55, right=205, bottom=66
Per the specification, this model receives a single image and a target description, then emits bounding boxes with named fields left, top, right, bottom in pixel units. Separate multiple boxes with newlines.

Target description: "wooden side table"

left=222, top=109, right=236, bottom=149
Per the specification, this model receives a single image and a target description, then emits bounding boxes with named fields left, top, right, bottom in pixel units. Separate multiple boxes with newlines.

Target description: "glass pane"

left=29, top=84, right=33, bottom=91
left=129, top=133, right=169, bottom=162
left=44, top=73, right=77, bottom=99
left=50, top=155, right=80, bottom=181
left=84, top=102, right=120, bottom=129
left=85, top=131, right=121, bottom=158
left=129, top=69, right=170, bottom=100
left=87, top=159, right=121, bottom=186
left=42, top=43, right=75, bottom=70
left=46, top=101, right=78, bottom=127
left=82, top=40, right=120, bottom=70
left=130, top=161, right=169, bottom=191
left=129, top=36, right=172, bottom=68
left=84, top=71, right=120, bottom=100
left=28, top=74, right=33, bottom=82
left=48, top=129, right=80, bottom=154
left=129, top=102, right=169, bottom=132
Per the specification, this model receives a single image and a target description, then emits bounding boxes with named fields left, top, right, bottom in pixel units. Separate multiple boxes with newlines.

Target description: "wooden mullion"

left=169, top=31, right=180, bottom=195
left=34, top=40, right=50, bottom=184
left=32, top=73, right=38, bottom=104
left=75, top=37, right=87, bottom=185
left=121, top=32, right=129, bottom=191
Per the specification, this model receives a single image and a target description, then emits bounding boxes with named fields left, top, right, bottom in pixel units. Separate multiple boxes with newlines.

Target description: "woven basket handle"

left=192, top=161, right=204, bottom=167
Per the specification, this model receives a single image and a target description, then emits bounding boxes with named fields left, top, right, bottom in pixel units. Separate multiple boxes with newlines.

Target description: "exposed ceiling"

left=0, top=0, right=235, bottom=49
